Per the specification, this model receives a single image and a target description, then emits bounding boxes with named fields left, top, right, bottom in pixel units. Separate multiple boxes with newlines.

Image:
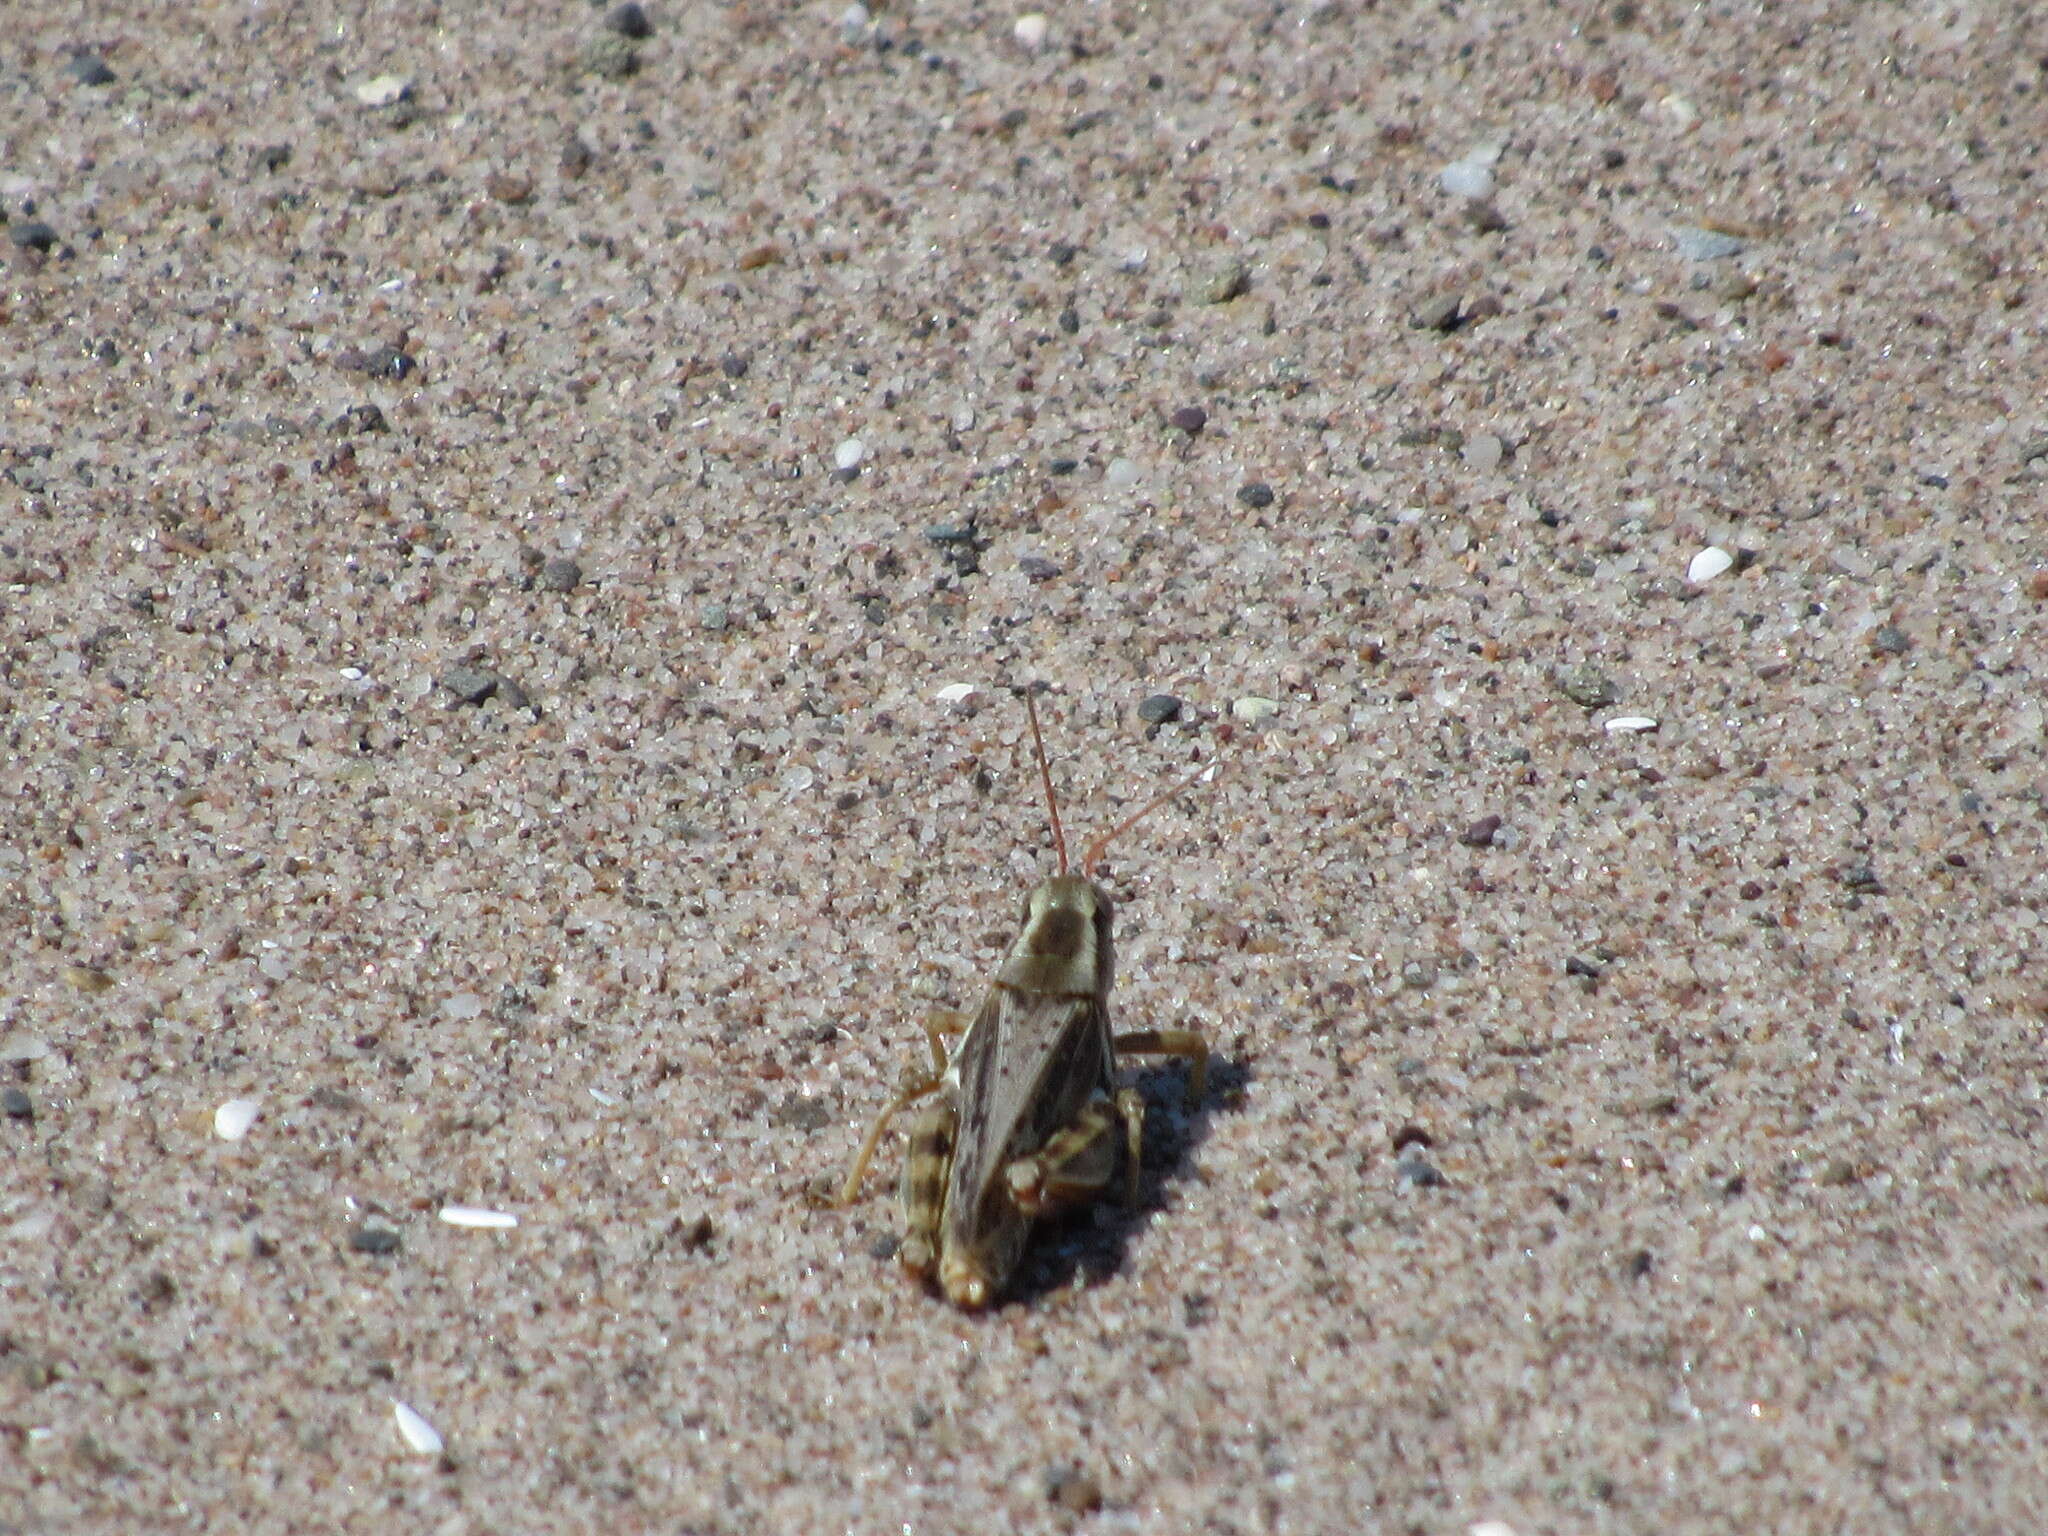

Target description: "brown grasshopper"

left=836, top=688, right=1210, bottom=1309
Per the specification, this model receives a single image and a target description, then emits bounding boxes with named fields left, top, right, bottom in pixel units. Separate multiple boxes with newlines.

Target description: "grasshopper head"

left=998, top=874, right=1114, bottom=1000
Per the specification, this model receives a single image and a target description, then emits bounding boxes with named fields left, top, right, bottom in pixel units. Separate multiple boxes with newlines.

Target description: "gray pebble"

left=2, top=1086, right=31, bottom=1120
left=1410, top=294, right=1463, bottom=332
left=1169, top=404, right=1207, bottom=434
left=700, top=601, right=730, bottom=632
left=540, top=557, right=583, bottom=592
left=1018, top=554, right=1061, bottom=582
left=1198, top=256, right=1250, bottom=305
left=1460, top=814, right=1501, bottom=847
left=582, top=32, right=640, bottom=78
left=441, top=666, right=499, bottom=705
left=923, top=521, right=976, bottom=544
left=1871, top=625, right=1911, bottom=656
left=333, top=403, right=388, bottom=435
left=771, top=1094, right=831, bottom=1133
left=350, top=1225, right=402, bottom=1255
left=1236, top=481, right=1275, bottom=509
left=8, top=221, right=58, bottom=253
left=1137, top=693, right=1182, bottom=724
left=67, top=53, right=117, bottom=86
left=1558, top=665, right=1618, bottom=709
left=604, top=2, right=653, bottom=38
left=1396, top=1150, right=1446, bottom=1188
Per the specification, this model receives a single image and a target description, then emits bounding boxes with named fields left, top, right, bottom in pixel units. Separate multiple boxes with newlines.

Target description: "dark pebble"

left=1048, top=457, right=1078, bottom=476
left=867, top=1232, right=900, bottom=1262
left=719, top=351, right=749, bottom=378
left=8, top=221, right=59, bottom=253
left=1019, top=554, right=1061, bottom=582
left=1169, top=404, right=1207, bottom=434
left=1236, top=481, right=1275, bottom=509
left=1565, top=954, right=1605, bottom=980
left=1058, top=307, right=1079, bottom=334
left=1558, top=666, right=1618, bottom=709
left=671, top=1213, right=714, bottom=1250
left=1871, top=625, right=1911, bottom=655
left=604, top=2, right=653, bottom=38
left=1137, top=693, right=1182, bottom=724
left=1048, top=241, right=1077, bottom=266
left=540, top=557, right=582, bottom=592
left=67, top=53, right=117, bottom=86
left=1045, top=1467, right=1103, bottom=1514
left=924, top=521, right=976, bottom=544
left=1739, top=880, right=1764, bottom=900
left=351, top=1225, right=402, bottom=1255
left=441, top=666, right=499, bottom=705
left=2, top=1086, right=32, bottom=1120
left=252, top=143, right=292, bottom=174
left=333, top=403, right=388, bottom=436
left=1460, top=814, right=1501, bottom=847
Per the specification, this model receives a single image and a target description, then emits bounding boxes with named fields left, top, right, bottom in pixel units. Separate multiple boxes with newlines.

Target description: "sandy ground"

left=4, top=1, right=2047, bottom=1531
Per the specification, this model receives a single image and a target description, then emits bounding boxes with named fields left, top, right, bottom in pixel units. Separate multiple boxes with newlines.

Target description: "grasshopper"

left=836, top=688, right=1211, bottom=1309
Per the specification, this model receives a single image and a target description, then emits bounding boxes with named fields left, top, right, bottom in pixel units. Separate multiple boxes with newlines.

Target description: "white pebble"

left=1231, top=696, right=1280, bottom=725
left=354, top=75, right=411, bottom=108
left=1013, top=12, right=1049, bottom=50
left=1116, top=246, right=1148, bottom=273
left=442, top=991, right=484, bottom=1021
left=833, top=437, right=867, bottom=471
left=439, top=1205, right=518, bottom=1230
left=1470, top=1524, right=1521, bottom=1536
left=1604, top=716, right=1659, bottom=734
left=1438, top=159, right=1494, bottom=200
left=1686, top=545, right=1734, bottom=583
left=950, top=404, right=976, bottom=433
left=0, top=1033, right=50, bottom=1063
left=392, top=1400, right=444, bottom=1456
left=935, top=682, right=979, bottom=705
left=1104, top=457, right=1142, bottom=489
left=779, top=764, right=816, bottom=794
left=213, top=1098, right=262, bottom=1141
left=836, top=3, right=871, bottom=38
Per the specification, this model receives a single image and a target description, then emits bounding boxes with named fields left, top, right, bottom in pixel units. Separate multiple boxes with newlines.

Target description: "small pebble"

left=936, top=682, right=978, bottom=706
left=539, top=557, right=582, bottom=592
left=1396, top=1150, right=1447, bottom=1188
left=213, top=1099, right=262, bottom=1141
left=3, top=1086, right=32, bottom=1120
left=833, top=437, right=867, bottom=472
left=1462, top=433, right=1504, bottom=471
left=66, top=53, right=117, bottom=87
left=1013, top=12, right=1049, bottom=51
left=1018, top=554, right=1061, bottom=582
left=1198, top=256, right=1250, bottom=305
left=8, top=221, right=59, bottom=253
left=1104, top=457, right=1142, bottom=489
left=604, top=2, right=653, bottom=39
left=1137, top=694, right=1182, bottom=724
left=1604, top=715, right=1659, bottom=734
left=1687, top=545, right=1734, bottom=583
left=1565, top=954, right=1606, bottom=980
left=1045, top=1467, right=1103, bottom=1514
left=1231, top=696, right=1279, bottom=725
left=1559, top=666, right=1618, bottom=709
left=1438, top=142, right=1501, bottom=200
left=1410, top=294, right=1462, bottom=332
left=1672, top=225, right=1744, bottom=261
left=351, top=1225, right=402, bottom=1255
left=333, top=403, right=388, bottom=436
left=1236, top=481, right=1275, bottom=509
left=440, top=666, right=499, bottom=705
left=354, top=75, right=411, bottom=108
left=1460, top=814, right=1501, bottom=847
left=392, top=1400, right=443, bottom=1456
left=1169, top=404, right=1207, bottom=434
left=1871, top=625, right=1911, bottom=656
left=700, top=601, right=730, bottom=632
left=581, top=33, right=640, bottom=78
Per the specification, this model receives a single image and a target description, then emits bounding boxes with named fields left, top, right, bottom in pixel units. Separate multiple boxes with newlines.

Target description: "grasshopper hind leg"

left=898, top=1097, right=957, bottom=1282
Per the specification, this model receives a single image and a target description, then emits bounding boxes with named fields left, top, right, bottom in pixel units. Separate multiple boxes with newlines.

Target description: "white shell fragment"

left=1687, top=545, right=1735, bottom=583
left=1439, top=141, right=1503, bottom=200
left=392, top=1400, right=444, bottom=1455
left=438, top=1205, right=518, bottom=1230
left=935, top=682, right=979, bottom=705
left=213, top=1098, right=262, bottom=1141
left=1604, top=716, right=1660, bottom=734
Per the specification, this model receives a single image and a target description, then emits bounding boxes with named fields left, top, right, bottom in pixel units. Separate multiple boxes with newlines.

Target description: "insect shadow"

left=996, top=1047, right=1252, bottom=1308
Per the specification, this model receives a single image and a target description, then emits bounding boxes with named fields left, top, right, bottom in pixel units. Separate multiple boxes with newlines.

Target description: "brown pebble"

left=1460, top=814, right=1501, bottom=847
left=1046, top=1467, right=1102, bottom=1514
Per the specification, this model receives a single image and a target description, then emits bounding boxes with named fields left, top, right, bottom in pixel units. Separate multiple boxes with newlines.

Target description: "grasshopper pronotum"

left=836, top=687, right=1210, bottom=1309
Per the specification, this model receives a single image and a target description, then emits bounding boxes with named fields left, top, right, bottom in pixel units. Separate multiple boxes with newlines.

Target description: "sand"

left=4, top=1, right=2046, bottom=1531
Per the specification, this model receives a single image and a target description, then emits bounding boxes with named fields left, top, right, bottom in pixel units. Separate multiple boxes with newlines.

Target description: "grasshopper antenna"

left=1079, top=755, right=1221, bottom=873
left=1022, top=684, right=1068, bottom=875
